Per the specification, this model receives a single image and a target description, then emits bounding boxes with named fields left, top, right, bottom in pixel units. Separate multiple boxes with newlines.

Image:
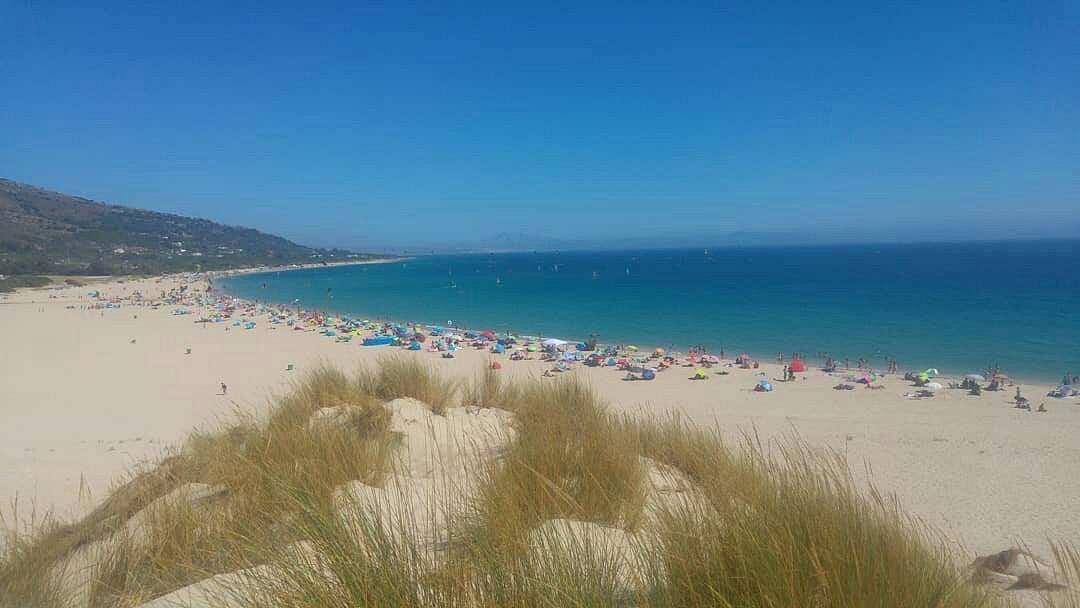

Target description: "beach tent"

left=789, top=360, right=806, bottom=373
left=363, top=336, right=396, bottom=346
left=493, top=343, right=505, bottom=354
left=542, top=338, right=569, bottom=347
left=642, top=368, right=656, bottom=380
left=408, top=341, right=422, bottom=351
left=758, top=380, right=774, bottom=392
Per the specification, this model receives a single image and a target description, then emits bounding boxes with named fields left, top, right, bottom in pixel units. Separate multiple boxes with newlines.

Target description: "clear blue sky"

left=2, top=1, right=1077, bottom=249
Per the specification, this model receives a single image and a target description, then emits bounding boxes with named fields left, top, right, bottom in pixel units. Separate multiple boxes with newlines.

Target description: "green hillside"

left=0, top=178, right=380, bottom=277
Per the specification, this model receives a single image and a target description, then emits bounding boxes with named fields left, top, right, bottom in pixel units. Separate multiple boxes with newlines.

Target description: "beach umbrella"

left=526, top=345, right=537, bottom=352
left=993, top=373, right=1009, bottom=380
left=627, top=345, right=639, bottom=351
left=926, top=382, right=943, bottom=390
left=654, top=348, right=665, bottom=356
left=964, top=374, right=986, bottom=381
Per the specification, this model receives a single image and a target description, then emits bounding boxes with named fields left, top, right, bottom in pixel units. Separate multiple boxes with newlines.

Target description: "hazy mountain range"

left=365, top=224, right=1080, bottom=255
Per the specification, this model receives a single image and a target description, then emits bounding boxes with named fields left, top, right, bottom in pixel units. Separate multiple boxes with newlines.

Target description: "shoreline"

left=2, top=272, right=1077, bottom=563
left=206, top=256, right=404, bottom=278
left=215, top=268, right=1063, bottom=387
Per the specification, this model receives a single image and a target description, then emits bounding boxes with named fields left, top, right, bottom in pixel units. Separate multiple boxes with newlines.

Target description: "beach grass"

left=356, top=355, right=459, bottom=416
left=4, top=362, right=1077, bottom=607
left=0, top=274, right=51, bottom=293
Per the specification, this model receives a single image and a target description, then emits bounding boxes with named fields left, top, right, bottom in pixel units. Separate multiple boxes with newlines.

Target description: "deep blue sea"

left=219, top=241, right=1079, bottom=383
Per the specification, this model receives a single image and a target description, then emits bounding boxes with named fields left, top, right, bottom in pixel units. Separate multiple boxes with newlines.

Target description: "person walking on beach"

left=220, top=382, right=228, bottom=396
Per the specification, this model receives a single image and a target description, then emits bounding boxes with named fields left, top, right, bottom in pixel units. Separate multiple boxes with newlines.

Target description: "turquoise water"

left=219, top=241, right=1079, bottom=383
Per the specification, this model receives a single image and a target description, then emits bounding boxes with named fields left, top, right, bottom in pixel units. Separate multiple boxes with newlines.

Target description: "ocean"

left=218, top=240, right=1079, bottom=383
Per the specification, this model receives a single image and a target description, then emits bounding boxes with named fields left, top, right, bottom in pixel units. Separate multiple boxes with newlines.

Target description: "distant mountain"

left=385, top=225, right=1080, bottom=255
left=0, top=178, right=382, bottom=276
left=467, top=232, right=593, bottom=252
left=383, top=230, right=836, bottom=254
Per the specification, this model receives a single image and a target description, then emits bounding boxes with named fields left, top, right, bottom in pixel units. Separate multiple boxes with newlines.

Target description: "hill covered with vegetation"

left=0, top=178, right=380, bottom=277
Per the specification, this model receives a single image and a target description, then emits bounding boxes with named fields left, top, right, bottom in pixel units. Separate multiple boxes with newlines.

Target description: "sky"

left=1, top=1, right=1077, bottom=249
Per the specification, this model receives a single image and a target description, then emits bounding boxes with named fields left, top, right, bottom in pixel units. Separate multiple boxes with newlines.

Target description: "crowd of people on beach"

left=64, top=273, right=1078, bottom=405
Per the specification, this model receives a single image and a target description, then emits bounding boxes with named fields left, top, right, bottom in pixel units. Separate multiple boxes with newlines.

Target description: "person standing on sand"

left=220, top=382, right=227, bottom=396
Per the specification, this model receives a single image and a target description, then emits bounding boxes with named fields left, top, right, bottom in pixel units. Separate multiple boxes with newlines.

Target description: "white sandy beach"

left=1, top=273, right=1078, bottom=562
